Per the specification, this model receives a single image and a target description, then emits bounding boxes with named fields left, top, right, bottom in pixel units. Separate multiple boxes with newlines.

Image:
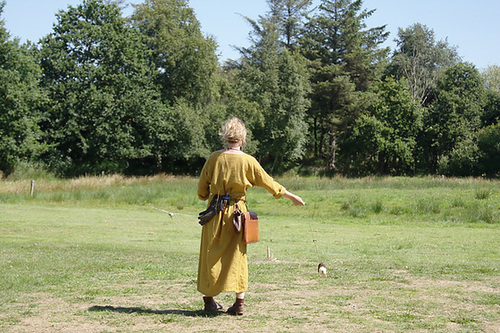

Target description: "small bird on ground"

left=318, top=262, right=327, bottom=277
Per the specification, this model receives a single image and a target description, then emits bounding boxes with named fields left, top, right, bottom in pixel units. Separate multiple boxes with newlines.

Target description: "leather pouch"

left=198, top=194, right=230, bottom=225
left=232, top=205, right=243, bottom=233
left=198, top=195, right=218, bottom=225
left=242, top=211, right=259, bottom=244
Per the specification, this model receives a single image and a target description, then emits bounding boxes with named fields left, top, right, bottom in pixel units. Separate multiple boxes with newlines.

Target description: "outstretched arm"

left=249, top=156, right=305, bottom=205
left=283, top=190, right=305, bottom=206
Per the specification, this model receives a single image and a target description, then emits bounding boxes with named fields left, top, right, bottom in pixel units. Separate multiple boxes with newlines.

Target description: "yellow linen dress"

left=197, top=150, right=286, bottom=296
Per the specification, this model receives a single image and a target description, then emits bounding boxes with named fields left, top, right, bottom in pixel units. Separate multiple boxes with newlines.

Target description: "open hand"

left=284, top=190, right=305, bottom=206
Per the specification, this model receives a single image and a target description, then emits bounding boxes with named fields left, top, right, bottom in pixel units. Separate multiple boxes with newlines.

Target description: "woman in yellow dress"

left=197, top=117, right=305, bottom=315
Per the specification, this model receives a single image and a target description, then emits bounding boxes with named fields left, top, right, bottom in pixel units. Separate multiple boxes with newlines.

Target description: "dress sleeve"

left=197, top=157, right=211, bottom=201
left=248, top=157, right=286, bottom=199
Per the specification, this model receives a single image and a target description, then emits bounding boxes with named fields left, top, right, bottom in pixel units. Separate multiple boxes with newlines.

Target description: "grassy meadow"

left=0, top=174, right=499, bottom=332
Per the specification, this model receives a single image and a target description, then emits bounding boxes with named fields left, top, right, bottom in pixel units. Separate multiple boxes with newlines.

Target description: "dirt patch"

left=2, top=274, right=499, bottom=332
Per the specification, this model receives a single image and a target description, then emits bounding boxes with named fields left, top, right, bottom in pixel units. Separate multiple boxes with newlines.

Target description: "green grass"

left=0, top=175, right=499, bottom=332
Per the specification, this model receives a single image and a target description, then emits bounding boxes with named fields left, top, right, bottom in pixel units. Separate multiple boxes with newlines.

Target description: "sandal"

left=203, top=296, right=223, bottom=312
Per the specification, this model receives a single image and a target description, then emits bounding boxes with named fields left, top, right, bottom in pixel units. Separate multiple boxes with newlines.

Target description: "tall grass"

left=0, top=174, right=201, bottom=210
left=1, top=175, right=499, bottom=224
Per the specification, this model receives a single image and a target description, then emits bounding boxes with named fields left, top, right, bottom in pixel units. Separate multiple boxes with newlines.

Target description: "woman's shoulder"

left=211, top=151, right=223, bottom=157
left=231, top=151, right=257, bottom=161
left=239, top=153, right=260, bottom=167
left=204, top=151, right=222, bottom=164
left=243, top=153, right=258, bottom=163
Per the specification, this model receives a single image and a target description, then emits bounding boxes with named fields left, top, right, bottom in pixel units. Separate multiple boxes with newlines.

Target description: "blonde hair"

left=220, top=117, right=247, bottom=146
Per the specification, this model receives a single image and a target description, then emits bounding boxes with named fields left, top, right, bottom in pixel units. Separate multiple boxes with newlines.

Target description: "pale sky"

left=2, top=0, right=499, bottom=69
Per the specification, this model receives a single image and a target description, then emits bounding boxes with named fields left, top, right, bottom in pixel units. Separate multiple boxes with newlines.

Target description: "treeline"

left=1, top=0, right=499, bottom=178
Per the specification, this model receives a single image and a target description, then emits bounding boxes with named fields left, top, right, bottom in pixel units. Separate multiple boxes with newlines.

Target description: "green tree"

left=341, top=113, right=384, bottom=175
left=131, top=0, right=223, bottom=172
left=477, top=122, right=500, bottom=177
left=481, top=65, right=500, bottom=127
left=266, top=0, right=313, bottom=50
left=39, top=0, right=173, bottom=176
left=211, top=64, right=262, bottom=154
left=482, top=90, right=500, bottom=127
left=343, top=77, right=423, bottom=175
left=440, top=138, right=480, bottom=177
left=0, top=2, right=44, bottom=176
left=421, top=62, right=484, bottom=174
left=482, top=65, right=500, bottom=94
left=300, top=0, right=388, bottom=170
left=131, top=0, right=219, bottom=107
left=236, top=10, right=310, bottom=172
left=387, top=23, right=459, bottom=106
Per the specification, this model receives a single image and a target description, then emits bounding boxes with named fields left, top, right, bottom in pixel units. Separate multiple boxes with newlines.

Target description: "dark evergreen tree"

left=266, top=0, right=313, bottom=50
left=235, top=8, right=310, bottom=172
left=300, top=0, right=389, bottom=170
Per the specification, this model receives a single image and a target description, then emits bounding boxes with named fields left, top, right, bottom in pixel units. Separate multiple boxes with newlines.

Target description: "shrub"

left=478, top=123, right=500, bottom=176
left=438, top=139, right=481, bottom=176
left=6, top=161, right=55, bottom=181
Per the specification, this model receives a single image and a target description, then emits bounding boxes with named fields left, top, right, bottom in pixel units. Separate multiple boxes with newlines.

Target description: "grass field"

left=0, top=175, right=499, bottom=332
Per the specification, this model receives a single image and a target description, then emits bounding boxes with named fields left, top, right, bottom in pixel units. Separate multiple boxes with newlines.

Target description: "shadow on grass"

left=88, top=305, right=224, bottom=317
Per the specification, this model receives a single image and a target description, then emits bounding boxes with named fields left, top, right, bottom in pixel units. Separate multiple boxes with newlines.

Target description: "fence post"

left=30, top=180, right=35, bottom=197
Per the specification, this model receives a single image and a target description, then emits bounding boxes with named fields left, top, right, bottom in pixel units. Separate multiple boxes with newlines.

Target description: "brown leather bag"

left=242, top=211, right=259, bottom=244
left=233, top=205, right=259, bottom=244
